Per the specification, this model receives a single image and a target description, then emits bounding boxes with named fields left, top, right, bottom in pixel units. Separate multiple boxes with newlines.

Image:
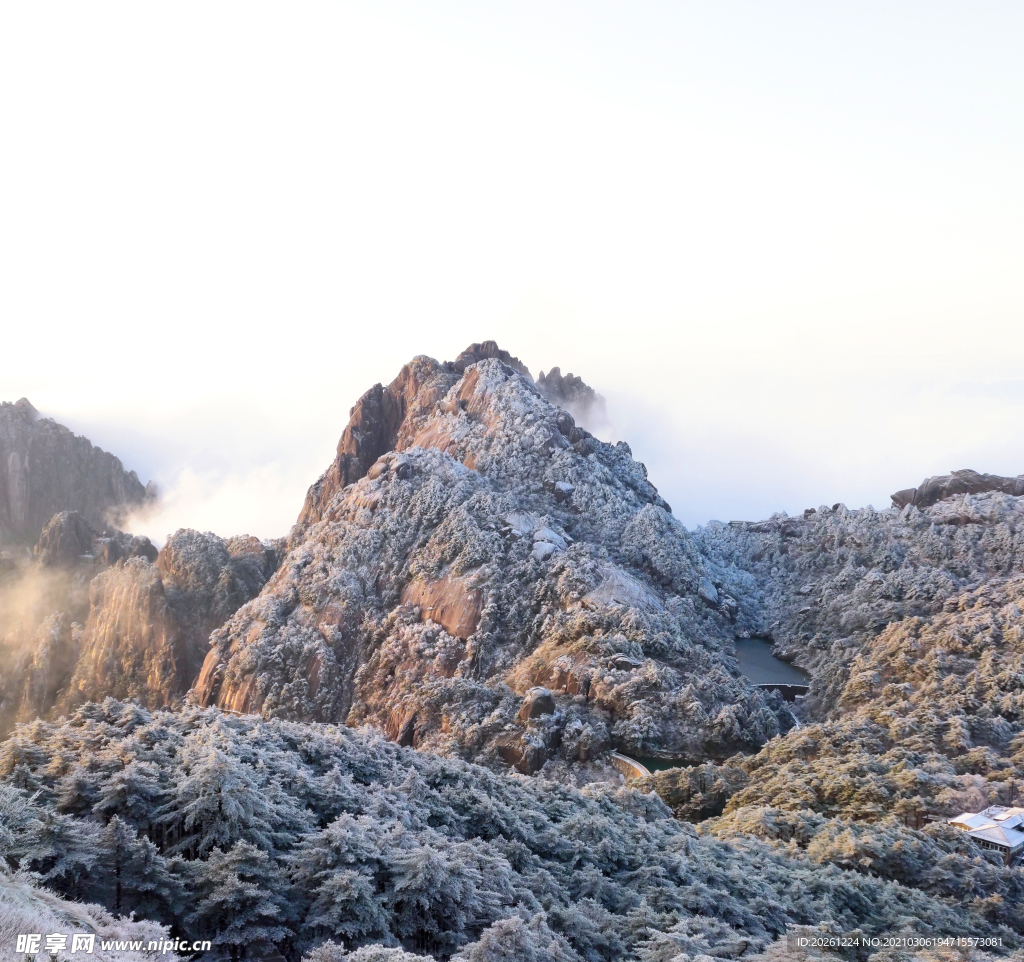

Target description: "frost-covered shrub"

left=0, top=701, right=1018, bottom=960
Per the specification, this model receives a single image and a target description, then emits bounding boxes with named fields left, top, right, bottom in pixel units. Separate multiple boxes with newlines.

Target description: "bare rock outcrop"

left=195, top=343, right=790, bottom=772
left=452, top=340, right=532, bottom=377
left=33, top=511, right=98, bottom=567
left=34, top=511, right=157, bottom=568
left=13, top=612, right=79, bottom=724
left=56, top=558, right=186, bottom=710
left=0, top=399, right=150, bottom=546
left=0, top=522, right=281, bottom=730
left=297, top=357, right=454, bottom=526
left=536, top=367, right=609, bottom=432
left=890, top=468, right=1024, bottom=509
left=52, top=530, right=281, bottom=715
left=156, top=529, right=281, bottom=684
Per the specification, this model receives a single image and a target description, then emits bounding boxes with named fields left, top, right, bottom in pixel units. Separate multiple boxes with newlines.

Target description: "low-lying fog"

left=15, top=337, right=1024, bottom=546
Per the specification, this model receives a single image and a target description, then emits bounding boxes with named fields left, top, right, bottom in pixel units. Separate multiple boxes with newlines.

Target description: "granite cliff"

left=0, top=513, right=280, bottom=734
left=0, top=399, right=151, bottom=546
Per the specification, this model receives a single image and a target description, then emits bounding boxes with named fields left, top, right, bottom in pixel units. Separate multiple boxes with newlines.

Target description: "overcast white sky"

left=2, top=2, right=1022, bottom=539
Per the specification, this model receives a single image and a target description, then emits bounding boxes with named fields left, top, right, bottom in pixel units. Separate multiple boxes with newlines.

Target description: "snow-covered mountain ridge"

left=5, top=344, right=1024, bottom=959
left=195, top=342, right=788, bottom=775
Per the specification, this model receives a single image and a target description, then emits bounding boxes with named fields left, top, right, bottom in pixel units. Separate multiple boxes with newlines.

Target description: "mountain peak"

left=13, top=397, right=38, bottom=421
left=196, top=344, right=780, bottom=776
left=1, top=399, right=148, bottom=545
left=451, top=340, right=532, bottom=379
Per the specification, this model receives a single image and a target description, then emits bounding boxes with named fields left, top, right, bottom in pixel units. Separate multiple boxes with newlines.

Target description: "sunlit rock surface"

left=0, top=522, right=280, bottom=733
left=195, top=343, right=789, bottom=771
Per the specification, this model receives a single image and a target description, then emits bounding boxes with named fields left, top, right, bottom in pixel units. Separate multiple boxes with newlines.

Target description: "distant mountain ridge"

left=0, top=398, right=151, bottom=546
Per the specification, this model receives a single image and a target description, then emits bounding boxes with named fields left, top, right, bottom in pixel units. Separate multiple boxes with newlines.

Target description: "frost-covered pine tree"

left=95, top=816, right=181, bottom=919
left=453, top=914, right=582, bottom=962
left=159, top=725, right=284, bottom=857
left=92, top=758, right=167, bottom=835
left=185, top=840, right=293, bottom=960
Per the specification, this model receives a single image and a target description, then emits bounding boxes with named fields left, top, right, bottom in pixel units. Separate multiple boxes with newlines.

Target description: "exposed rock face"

left=399, top=572, right=483, bottom=640
left=56, top=558, right=186, bottom=710
left=0, top=399, right=150, bottom=545
left=452, top=340, right=532, bottom=377
left=891, top=468, right=1024, bottom=509
left=0, top=522, right=281, bottom=732
left=536, top=367, right=609, bottom=434
left=13, top=612, right=79, bottom=724
left=296, top=357, right=453, bottom=527
left=53, top=530, right=281, bottom=715
left=34, top=511, right=98, bottom=567
left=195, top=344, right=790, bottom=772
left=34, top=511, right=157, bottom=568
left=156, top=529, right=281, bottom=683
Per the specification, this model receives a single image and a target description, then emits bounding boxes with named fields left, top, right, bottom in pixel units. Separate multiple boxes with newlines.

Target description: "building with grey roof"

left=948, top=806, right=1024, bottom=864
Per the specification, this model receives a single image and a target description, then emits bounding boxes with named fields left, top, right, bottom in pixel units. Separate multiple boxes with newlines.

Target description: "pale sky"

left=2, top=2, right=1022, bottom=539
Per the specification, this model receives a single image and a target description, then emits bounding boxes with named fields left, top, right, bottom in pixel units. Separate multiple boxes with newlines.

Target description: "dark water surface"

left=734, top=638, right=810, bottom=686
left=629, top=640, right=810, bottom=774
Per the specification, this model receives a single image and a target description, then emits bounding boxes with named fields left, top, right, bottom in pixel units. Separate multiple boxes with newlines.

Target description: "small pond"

left=734, top=638, right=809, bottom=687
left=624, top=640, right=811, bottom=775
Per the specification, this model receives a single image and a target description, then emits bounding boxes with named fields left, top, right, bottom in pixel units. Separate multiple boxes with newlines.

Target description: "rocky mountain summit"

left=194, top=342, right=790, bottom=774
left=536, top=365, right=609, bottom=434
left=891, top=468, right=1024, bottom=509
left=0, top=399, right=151, bottom=546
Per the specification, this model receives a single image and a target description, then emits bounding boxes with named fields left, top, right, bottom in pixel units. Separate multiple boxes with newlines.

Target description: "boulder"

left=532, top=541, right=558, bottom=562
left=698, top=577, right=719, bottom=606
left=519, top=687, right=556, bottom=721
left=494, top=730, right=549, bottom=774
left=554, top=481, right=575, bottom=503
